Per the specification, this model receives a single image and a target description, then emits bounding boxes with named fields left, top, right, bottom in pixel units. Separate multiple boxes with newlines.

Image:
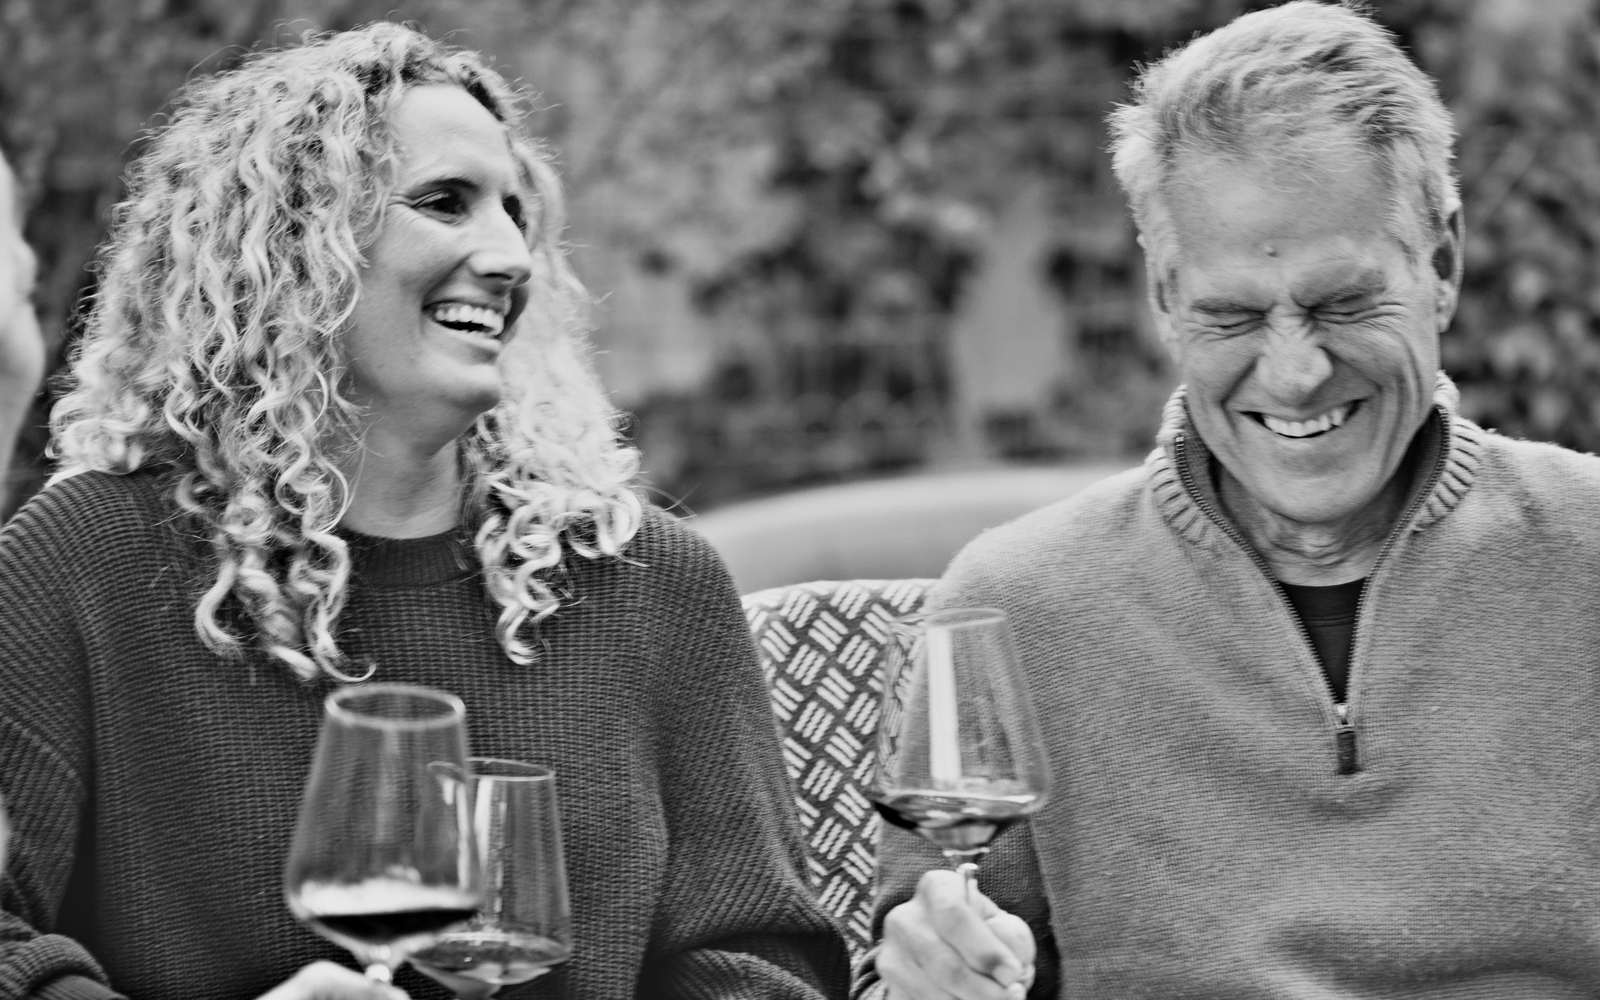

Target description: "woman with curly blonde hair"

left=0, top=21, right=846, bottom=1000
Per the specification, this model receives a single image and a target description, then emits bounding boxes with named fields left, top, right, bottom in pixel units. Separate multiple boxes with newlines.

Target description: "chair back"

left=702, top=463, right=1123, bottom=592
left=742, top=577, right=934, bottom=960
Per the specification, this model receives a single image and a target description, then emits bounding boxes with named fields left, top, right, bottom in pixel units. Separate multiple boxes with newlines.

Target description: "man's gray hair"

left=1108, top=0, right=1458, bottom=270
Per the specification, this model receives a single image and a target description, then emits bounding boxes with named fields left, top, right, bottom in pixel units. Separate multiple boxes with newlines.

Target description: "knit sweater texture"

left=873, top=377, right=1600, bottom=998
left=0, top=468, right=849, bottom=999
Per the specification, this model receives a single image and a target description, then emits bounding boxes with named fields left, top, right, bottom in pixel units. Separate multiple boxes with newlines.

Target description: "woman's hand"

left=255, top=962, right=410, bottom=1000
left=877, top=869, right=1036, bottom=1000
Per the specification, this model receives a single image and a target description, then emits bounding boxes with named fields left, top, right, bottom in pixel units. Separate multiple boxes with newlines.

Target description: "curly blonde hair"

left=52, top=22, right=643, bottom=680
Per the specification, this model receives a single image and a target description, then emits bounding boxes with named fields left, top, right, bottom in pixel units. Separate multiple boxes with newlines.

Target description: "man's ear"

left=1142, top=243, right=1181, bottom=361
left=1431, top=205, right=1464, bottom=331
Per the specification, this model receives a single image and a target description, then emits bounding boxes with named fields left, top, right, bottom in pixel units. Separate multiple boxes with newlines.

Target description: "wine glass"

left=870, top=607, right=1052, bottom=900
left=284, top=683, right=482, bottom=983
left=410, top=759, right=572, bottom=999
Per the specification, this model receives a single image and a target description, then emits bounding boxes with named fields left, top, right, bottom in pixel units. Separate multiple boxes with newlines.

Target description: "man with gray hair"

left=862, top=2, right=1600, bottom=997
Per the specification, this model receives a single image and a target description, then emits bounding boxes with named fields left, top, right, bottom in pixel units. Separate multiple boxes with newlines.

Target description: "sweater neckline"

left=338, top=523, right=479, bottom=587
left=1146, top=370, right=1486, bottom=546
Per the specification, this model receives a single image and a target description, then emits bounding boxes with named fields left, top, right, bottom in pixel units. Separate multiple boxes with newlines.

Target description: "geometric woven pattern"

left=741, top=577, right=934, bottom=962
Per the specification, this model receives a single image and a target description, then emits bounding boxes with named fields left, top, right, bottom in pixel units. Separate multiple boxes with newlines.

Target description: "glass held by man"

left=870, top=608, right=1051, bottom=900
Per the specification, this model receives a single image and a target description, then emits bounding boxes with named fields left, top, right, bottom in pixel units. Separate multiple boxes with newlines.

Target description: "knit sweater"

left=873, top=378, right=1600, bottom=998
left=0, top=469, right=849, bottom=1000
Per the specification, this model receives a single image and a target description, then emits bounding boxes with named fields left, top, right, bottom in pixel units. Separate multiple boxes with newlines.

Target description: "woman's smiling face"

left=343, top=84, right=534, bottom=450
left=1151, top=146, right=1460, bottom=538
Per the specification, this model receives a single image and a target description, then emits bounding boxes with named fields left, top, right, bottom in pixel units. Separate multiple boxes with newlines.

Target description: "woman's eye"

left=504, top=197, right=529, bottom=234
left=414, top=191, right=466, bottom=218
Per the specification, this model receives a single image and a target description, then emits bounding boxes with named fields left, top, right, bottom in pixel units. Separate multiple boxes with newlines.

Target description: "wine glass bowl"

left=410, top=758, right=572, bottom=999
left=870, top=607, right=1051, bottom=895
left=284, top=683, right=481, bottom=982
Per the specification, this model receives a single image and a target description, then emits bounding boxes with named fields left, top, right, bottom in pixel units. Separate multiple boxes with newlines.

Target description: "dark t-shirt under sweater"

left=1280, top=578, right=1364, bottom=703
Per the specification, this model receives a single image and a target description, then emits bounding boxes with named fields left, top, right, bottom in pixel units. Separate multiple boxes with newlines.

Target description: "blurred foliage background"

left=2, top=0, right=1596, bottom=519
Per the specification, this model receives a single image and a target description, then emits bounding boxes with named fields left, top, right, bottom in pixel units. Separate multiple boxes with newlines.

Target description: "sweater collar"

left=1147, top=370, right=1486, bottom=546
left=338, top=523, right=480, bottom=587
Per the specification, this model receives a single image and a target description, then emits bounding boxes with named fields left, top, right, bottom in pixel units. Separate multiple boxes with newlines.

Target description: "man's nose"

left=1255, top=318, right=1333, bottom=402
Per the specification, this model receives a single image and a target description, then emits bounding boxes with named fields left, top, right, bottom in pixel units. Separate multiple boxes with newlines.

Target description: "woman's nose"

left=471, top=207, right=533, bottom=289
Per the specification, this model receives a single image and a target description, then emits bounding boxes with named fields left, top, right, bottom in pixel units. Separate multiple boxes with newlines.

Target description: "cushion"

left=741, top=577, right=934, bottom=960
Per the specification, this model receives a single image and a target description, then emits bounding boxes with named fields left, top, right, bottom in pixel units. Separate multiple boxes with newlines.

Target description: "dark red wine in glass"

left=284, top=683, right=483, bottom=983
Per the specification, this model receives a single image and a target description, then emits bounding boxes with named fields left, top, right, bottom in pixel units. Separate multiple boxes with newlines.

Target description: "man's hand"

left=877, top=869, right=1036, bottom=999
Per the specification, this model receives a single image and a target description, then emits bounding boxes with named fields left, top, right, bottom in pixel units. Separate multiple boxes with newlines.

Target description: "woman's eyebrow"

left=400, top=171, right=478, bottom=191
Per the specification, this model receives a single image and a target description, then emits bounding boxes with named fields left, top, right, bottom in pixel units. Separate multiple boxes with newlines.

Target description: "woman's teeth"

left=1262, top=403, right=1352, bottom=438
left=429, top=303, right=504, bottom=338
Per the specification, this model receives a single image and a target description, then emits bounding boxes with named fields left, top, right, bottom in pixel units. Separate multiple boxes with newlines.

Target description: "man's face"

left=1150, top=149, right=1460, bottom=535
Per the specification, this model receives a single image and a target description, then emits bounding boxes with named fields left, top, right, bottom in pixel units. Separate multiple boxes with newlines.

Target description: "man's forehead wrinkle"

left=1177, top=240, right=1389, bottom=300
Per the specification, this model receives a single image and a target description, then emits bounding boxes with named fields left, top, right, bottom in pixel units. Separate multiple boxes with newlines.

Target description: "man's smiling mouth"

left=1253, top=402, right=1356, bottom=439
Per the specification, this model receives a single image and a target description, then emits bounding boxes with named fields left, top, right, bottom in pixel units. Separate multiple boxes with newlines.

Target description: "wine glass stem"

left=956, top=860, right=980, bottom=902
left=946, top=848, right=987, bottom=902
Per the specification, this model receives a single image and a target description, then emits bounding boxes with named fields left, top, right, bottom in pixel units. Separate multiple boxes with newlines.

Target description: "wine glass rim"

left=469, top=757, right=556, bottom=782
left=326, top=681, right=466, bottom=728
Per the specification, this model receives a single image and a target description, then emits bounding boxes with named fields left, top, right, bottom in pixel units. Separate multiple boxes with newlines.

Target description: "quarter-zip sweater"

left=0, top=468, right=849, bottom=1000
left=873, top=375, right=1600, bottom=998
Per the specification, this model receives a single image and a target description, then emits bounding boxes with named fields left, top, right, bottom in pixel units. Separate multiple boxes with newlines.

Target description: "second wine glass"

left=410, top=759, right=573, bottom=999
left=870, top=607, right=1052, bottom=899
left=283, top=682, right=482, bottom=983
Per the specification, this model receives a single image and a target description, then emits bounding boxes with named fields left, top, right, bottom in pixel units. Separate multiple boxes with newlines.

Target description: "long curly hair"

left=51, top=22, right=643, bottom=680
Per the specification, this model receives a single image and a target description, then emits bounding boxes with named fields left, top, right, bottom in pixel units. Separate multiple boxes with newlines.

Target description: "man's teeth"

left=1262, top=404, right=1351, bottom=438
left=429, top=303, right=504, bottom=338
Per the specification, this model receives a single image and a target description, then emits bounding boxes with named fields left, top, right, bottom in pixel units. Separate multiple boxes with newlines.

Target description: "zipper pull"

left=1334, top=702, right=1359, bottom=775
